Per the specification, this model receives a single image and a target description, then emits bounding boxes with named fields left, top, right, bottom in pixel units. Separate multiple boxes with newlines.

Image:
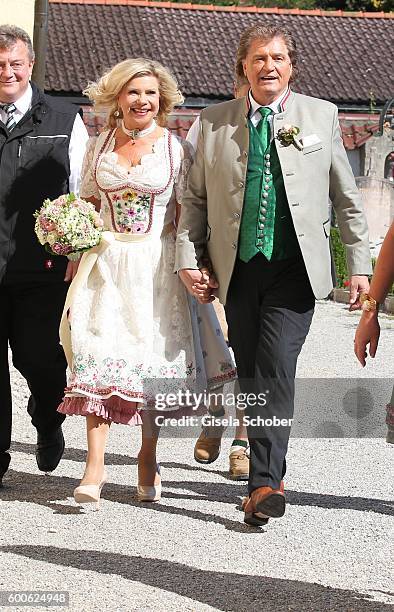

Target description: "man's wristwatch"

left=360, top=292, right=379, bottom=312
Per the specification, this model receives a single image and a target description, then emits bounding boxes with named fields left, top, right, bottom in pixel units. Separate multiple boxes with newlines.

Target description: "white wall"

left=0, top=0, right=35, bottom=40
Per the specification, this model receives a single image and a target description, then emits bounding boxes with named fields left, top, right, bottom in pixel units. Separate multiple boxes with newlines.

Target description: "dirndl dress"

left=58, top=128, right=236, bottom=425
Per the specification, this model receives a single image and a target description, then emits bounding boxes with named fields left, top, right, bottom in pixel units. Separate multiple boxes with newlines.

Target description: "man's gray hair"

left=0, top=24, right=35, bottom=61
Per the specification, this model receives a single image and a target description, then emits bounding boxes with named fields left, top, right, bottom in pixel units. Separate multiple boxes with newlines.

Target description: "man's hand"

left=354, top=310, right=380, bottom=367
left=178, top=268, right=219, bottom=304
left=349, top=275, right=370, bottom=311
left=64, top=260, right=80, bottom=282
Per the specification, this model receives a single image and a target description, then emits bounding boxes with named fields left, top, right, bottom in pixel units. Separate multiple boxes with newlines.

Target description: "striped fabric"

left=0, top=103, right=17, bottom=132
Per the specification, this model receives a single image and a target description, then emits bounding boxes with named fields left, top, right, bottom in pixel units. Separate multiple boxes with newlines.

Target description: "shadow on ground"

left=0, top=545, right=391, bottom=611
left=9, top=442, right=394, bottom=518
left=1, top=465, right=393, bottom=535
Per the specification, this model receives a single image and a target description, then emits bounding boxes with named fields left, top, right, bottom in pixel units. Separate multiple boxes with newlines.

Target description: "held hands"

left=178, top=267, right=219, bottom=304
left=348, top=275, right=370, bottom=311
left=354, top=310, right=380, bottom=367
left=64, top=260, right=80, bottom=282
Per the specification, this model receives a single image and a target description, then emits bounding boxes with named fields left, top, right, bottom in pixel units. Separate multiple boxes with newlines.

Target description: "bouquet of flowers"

left=34, top=193, right=104, bottom=260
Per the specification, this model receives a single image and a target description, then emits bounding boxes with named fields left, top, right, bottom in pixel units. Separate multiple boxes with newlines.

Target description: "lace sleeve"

left=80, top=136, right=100, bottom=200
left=175, top=138, right=195, bottom=204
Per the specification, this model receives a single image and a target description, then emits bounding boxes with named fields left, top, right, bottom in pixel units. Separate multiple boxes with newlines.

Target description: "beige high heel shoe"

left=137, top=464, right=161, bottom=502
left=73, top=472, right=107, bottom=510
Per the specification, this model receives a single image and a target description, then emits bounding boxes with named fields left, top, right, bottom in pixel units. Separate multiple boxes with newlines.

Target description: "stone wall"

left=364, top=127, right=394, bottom=180
left=356, top=177, right=394, bottom=257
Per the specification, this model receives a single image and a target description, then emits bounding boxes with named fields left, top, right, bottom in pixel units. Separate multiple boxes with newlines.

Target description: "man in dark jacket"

left=0, top=25, right=88, bottom=485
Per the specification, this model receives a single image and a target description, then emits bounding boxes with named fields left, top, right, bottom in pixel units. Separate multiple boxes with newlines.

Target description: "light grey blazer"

left=175, top=91, right=372, bottom=304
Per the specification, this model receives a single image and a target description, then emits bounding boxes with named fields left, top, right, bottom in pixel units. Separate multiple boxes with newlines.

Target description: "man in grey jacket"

left=176, top=24, right=371, bottom=526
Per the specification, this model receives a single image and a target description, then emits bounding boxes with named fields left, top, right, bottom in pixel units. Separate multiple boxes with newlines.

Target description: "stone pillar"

left=364, top=129, right=394, bottom=179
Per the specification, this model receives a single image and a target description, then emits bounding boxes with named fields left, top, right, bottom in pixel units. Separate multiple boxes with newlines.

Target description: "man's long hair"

left=235, top=25, right=298, bottom=83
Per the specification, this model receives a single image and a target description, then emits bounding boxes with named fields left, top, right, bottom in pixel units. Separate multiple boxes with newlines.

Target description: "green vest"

left=239, top=119, right=300, bottom=262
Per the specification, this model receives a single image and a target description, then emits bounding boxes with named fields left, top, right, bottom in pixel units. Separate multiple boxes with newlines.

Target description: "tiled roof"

left=82, top=106, right=380, bottom=149
left=340, top=115, right=380, bottom=149
left=46, top=0, right=393, bottom=106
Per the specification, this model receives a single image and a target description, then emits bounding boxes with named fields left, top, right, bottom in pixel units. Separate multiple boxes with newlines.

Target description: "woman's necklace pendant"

left=121, top=119, right=157, bottom=141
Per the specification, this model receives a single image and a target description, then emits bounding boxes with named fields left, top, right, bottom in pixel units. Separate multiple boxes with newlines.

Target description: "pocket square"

left=300, top=134, right=322, bottom=147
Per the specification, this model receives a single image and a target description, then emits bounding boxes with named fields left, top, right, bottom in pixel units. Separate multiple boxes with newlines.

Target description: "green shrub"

left=330, top=228, right=348, bottom=288
left=331, top=228, right=394, bottom=294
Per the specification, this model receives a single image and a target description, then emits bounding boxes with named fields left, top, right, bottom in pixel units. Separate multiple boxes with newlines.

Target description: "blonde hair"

left=83, top=58, right=184, bottom=129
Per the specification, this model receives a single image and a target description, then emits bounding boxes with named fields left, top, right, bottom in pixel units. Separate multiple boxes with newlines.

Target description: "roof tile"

left=46, top=2, right=393, bottom=105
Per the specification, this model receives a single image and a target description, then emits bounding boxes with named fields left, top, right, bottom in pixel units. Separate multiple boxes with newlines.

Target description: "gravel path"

left=0, top=301, right=393, bottom=612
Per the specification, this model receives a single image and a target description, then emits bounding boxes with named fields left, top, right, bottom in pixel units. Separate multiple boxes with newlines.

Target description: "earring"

left=114, top=109, right=120, bottom=118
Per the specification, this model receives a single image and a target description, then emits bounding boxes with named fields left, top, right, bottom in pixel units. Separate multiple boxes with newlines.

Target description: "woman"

left=354, top=221, right=394, bottom=443
left=58, top=58, right=235, bottom=506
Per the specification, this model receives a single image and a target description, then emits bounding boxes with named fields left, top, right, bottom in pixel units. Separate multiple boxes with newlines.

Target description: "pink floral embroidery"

left=110, top=192, right=151, bottom=233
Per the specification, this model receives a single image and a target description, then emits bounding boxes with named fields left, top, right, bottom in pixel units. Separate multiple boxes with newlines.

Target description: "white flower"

left=34, top=193, right=103, bottom=257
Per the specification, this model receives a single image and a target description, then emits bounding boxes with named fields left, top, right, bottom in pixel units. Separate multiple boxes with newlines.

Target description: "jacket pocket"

left=323, top=218, right=331, bottom=238
left=302, top=142, right=323, bottom=155
left=25, top=135, right=69, bottom=140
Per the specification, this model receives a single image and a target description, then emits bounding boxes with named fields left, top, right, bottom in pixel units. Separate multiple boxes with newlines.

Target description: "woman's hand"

left=354, top=310, right=380, bottom=367
left=64, top=260, right=81, bottom=282
left=178, top=268, right=219, bottom=304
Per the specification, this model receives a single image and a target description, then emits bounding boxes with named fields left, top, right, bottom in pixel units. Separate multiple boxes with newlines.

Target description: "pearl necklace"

left=121, top=119, right=157, bottom=144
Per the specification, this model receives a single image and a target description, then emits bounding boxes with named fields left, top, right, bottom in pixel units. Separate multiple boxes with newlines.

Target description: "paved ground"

left=0, top=301, right=393, bottom=612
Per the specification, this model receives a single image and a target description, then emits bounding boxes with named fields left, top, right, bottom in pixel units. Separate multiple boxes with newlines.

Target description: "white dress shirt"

left=248, top=88, right=290, bottom=137
left=186, top=89, right=290, bottom=152
left=0, top=83, right=89, bottom=194
left=186, top=116, right=200, bottom=154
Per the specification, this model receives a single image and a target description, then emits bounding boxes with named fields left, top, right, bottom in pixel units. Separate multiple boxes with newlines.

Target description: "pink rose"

left=52, top=242, right=71, bottom=255
left=40, top=217, right=56, bottom=231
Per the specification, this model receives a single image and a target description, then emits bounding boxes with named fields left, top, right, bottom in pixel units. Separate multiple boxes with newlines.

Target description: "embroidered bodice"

left=80, top=128, right=193, bottom=235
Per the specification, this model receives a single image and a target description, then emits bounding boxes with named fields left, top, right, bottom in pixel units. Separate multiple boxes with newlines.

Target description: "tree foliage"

left=165, top=0, right=393, bottom=11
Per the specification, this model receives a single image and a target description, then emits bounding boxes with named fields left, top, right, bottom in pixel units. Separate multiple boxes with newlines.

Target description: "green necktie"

left=256, top=107, right=272, bottom=153
left=256, top=107, right=275, bottom=260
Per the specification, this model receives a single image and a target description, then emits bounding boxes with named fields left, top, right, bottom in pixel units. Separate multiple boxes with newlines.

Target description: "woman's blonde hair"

left=83, top=58, right=184, bottom=129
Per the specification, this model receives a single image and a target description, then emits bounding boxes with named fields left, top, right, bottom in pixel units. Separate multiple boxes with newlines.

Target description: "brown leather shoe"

left=243, top=481, right=285, bottom=523
left=242, top=496, right=270, bottom=527
left=229, top=448, right=249, bottom=481
left=194, top=428, right=222, bottom=464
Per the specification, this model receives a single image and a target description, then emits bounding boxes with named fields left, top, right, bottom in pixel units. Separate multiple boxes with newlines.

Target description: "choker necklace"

left=121, top=119, right=157, bottom=144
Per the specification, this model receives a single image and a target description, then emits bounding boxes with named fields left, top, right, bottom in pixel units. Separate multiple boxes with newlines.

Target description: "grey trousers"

left=225, top=253, right=315, bottom=493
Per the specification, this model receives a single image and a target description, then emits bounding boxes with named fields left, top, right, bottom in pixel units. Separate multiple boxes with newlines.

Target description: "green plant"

left=331, top=229, right=394, bottom=295
left=155, top=0, right=394, bottom=9
left=330, top=227, right=348, bottom=288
